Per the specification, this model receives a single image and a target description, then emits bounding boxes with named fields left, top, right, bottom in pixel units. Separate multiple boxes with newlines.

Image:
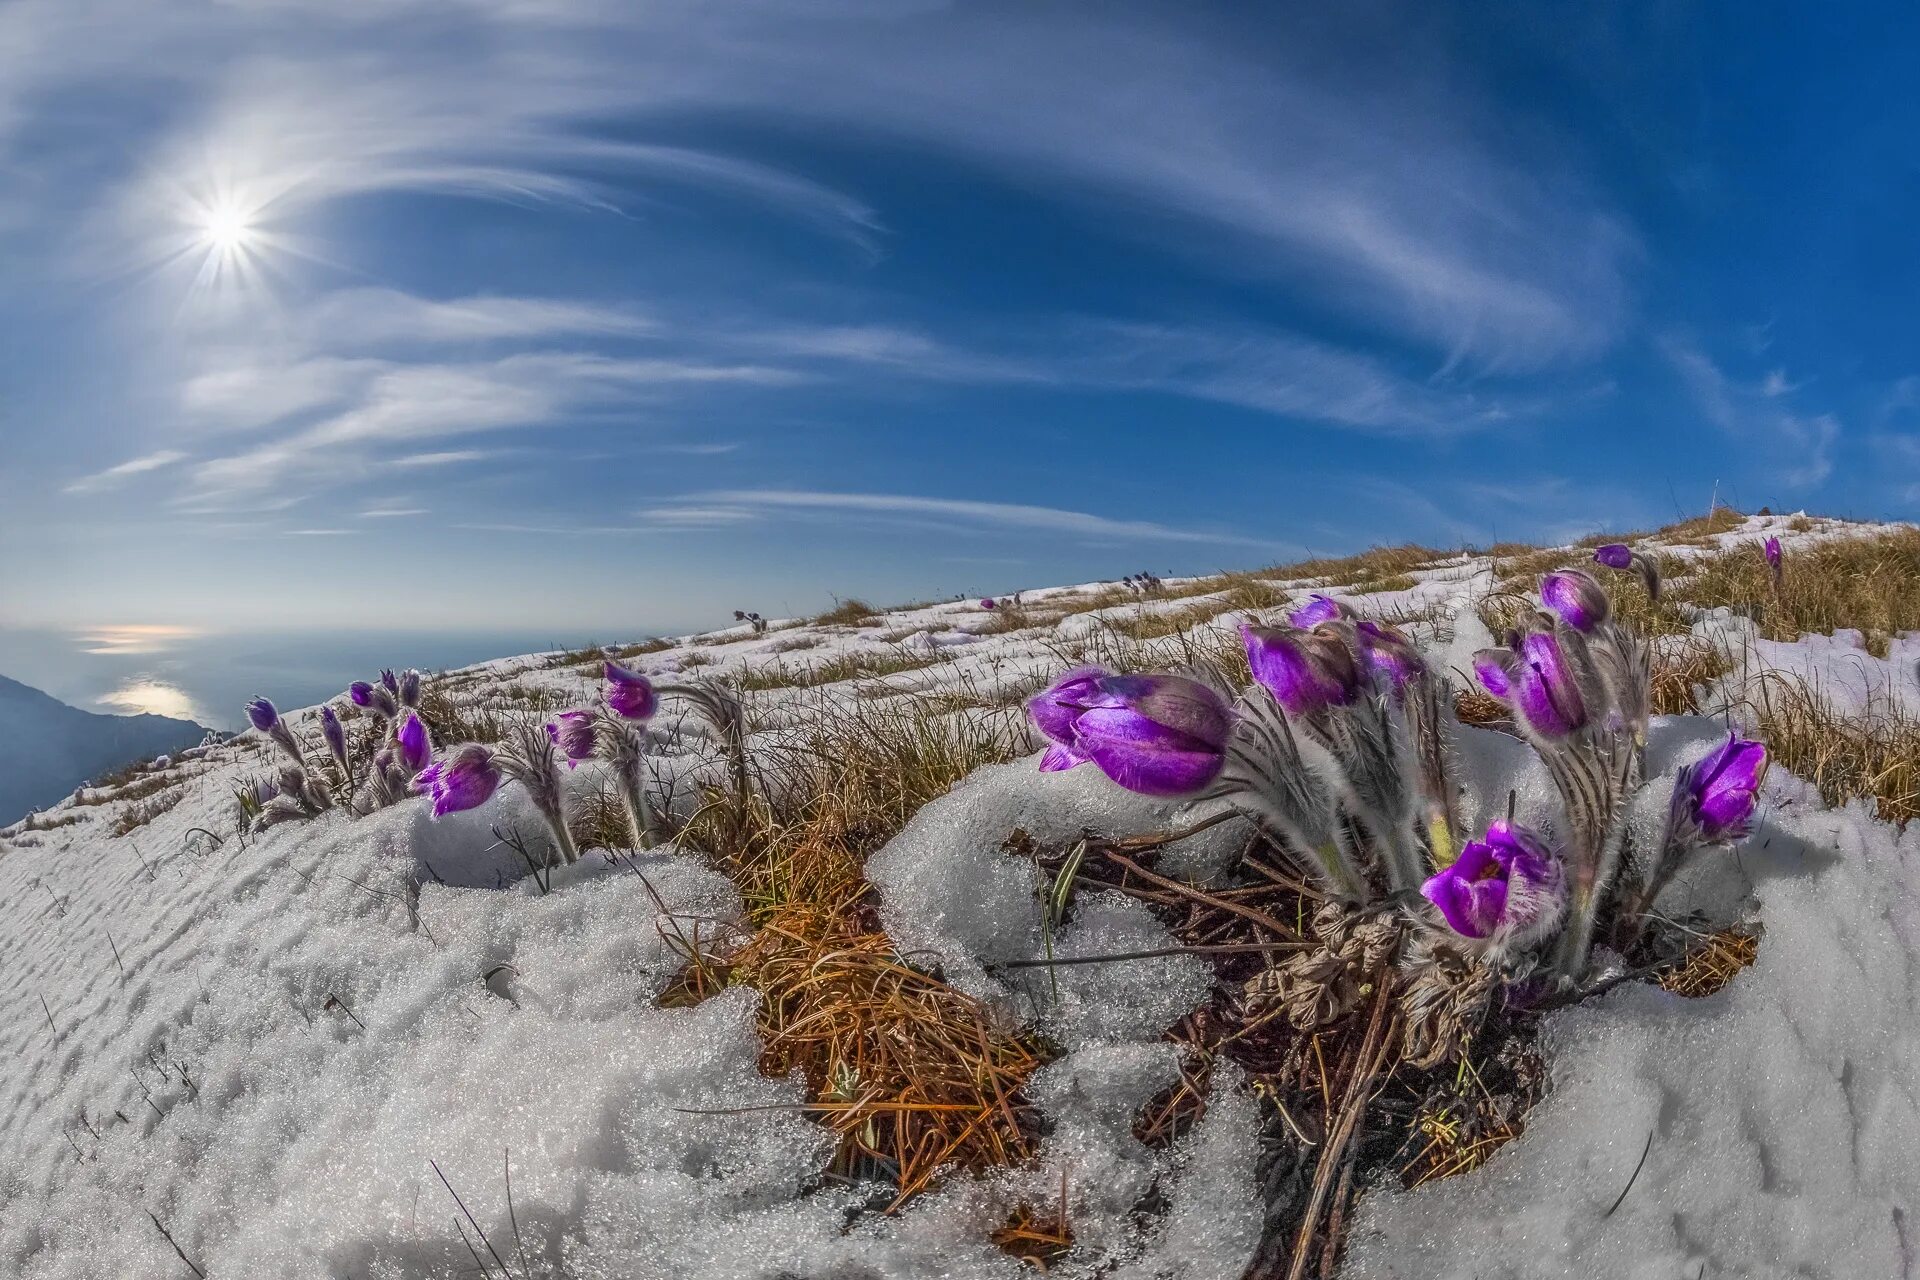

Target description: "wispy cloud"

left=1662, top=337, right=1838, bottom=486
left=692, top=489, right=1265, bottom=545
left=63, top=449, right=188, bottom=494
left=301, top=289, right=654, bottom=349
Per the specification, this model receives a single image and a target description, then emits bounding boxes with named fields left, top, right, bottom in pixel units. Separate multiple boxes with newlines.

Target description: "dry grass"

left=1348, top=572, right=1419, bottom=596
left=1650, top=637, right=1731, bottom=716
left=1735, top=671, right=1920, bottom=824
left=76, top=772, right=177, bottom=807
left=812, top=597, right=880, bottom=627
left=665, top=698, right=1039, bottom=1205
left=991, top=1177, right=1074, bottom=1270
left=110, top=786, right=186, bottom=836
left=1657, top=929, right=1759, bottom=998
left=416, top=681, right=509, bottom=745
left=734, top=648, right=951, bottom=693
left=1669, top=527, right=1920, bottom=656
left=1101, top=600, right=1232, bottom=641
left=1273, top=543, right=1445, bottom=585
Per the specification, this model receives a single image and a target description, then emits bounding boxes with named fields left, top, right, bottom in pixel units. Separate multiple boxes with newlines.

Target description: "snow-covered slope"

left=0, top=675, right=206, bottom=824
left=1, top=511, right=1914, bottom=1279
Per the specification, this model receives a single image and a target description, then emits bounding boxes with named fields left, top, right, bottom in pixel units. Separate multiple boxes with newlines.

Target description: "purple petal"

left=396, top=713, right=433, bottom=773
left=1514, top=631, right=1586, bottom=736
left=1287, top=594, right=1346, bottom=628
left=1026, top=667, right=1113, bottom=746
left=1076, top=732, right=1224, bottom=797
left=245, top=697, right=278, bottom=732
left=1540, top=570, right=1610, bottom=633
left=1098, top=674, right=1233, bottom=750
left=1038, top=743, right=1085, bottom=772
left=1593, top=543, right=1633, bottom=570
left=1243, top=625, right=1355, bottom=717
left=1473, top=649, right=1517, bottom=699
left=603, top=661, right=658, bottom=720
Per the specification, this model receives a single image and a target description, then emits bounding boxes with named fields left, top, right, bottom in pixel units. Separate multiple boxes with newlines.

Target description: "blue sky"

left=3, top=2, right=1917, bottom=639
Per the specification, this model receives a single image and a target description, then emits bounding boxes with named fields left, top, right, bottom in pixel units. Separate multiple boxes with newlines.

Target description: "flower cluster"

left=1029, top=561, right=1769, bottom=1009
left=733, top=610, right=769, bottom=634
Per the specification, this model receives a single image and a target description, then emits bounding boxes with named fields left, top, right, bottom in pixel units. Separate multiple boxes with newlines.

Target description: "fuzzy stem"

left=542, top=808, right=578, bottom=866
left=619, top=768, right=657, bottom=851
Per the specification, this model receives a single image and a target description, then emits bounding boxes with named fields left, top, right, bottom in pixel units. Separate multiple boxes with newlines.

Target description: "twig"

left=1103, top=849, right=1301, bottom=940
left=39, top=992, right=57, bottom=1042
left=1286, top=979, right=1396, bottom=1280
left=107, top=929, right=126, bottom=978
left=145, top=1210, right=206, bottom=1278
left=1100, top=809, right=1245, bottom=854
left=431, top=1157, right=514, bottom=1279
left=1604, top=1130, right=1655, bottom=1218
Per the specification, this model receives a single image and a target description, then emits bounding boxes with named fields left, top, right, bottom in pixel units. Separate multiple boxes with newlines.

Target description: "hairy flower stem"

left=618, top=768, right=657, bottom=851
left=543, top=810, right=579, bottom=866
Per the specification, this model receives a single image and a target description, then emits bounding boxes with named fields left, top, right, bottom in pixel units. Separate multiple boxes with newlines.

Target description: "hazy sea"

left=0, top=626, right=634, bottom=731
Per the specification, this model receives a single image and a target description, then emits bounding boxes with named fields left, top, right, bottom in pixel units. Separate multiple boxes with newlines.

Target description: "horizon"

left=4, top=3, right=1918, bottom=644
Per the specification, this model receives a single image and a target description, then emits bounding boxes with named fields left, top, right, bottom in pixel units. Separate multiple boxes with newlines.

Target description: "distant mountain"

left=0, top=674, right=209, bottom=823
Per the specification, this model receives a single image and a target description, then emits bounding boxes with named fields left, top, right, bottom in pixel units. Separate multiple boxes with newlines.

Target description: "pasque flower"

left=396, top=712, right=433, bottom=776
left=1288, top=594, right=1347, bottom=628
left=350, top=680, right=398, bottom=720
left=547, top=709, right=597, bottom=768
left=1513, top=631, right=1587, bottom=737
left=413, top=744, right=503, bottom=818
left=1421, top=820, right=1565, bottom=944
left=1028, top=667, right=1231, bottom=796
left=380, top=669, right=400, bottom=697
left=1764, top=536, right=1784, bottom=590
left=1355, top=619, right=1425, bottom=691
left=1243, top=624, right=1362, bottom=717
left=1540, top=569, right=1611, bottom=633
left=1675, top=733, right=1768, bottom=843
left=1593, top=542, right=1661, bottom=600
left=320, top=705, right=349, bottom=770
left=604, top=661, right=658, bottom=720
left=398, top=669, right=422, bottom=708
left=246, top=697, right=279, bottom=733
left=980, top=597, right=998, bottom=610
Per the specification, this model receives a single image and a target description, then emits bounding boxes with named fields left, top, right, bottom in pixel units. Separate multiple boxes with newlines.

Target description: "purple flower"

left=1243, top=624, right=1361, bottom=717
left=1473, top=650, right=1518, bottom=700
left=1676, top=734, right=1768, bottom=842
left=546, top=709, right=597, bottom=769
left=380, top=669, right=400, bottom=697
left=398, top=669, right=422, bottom=708
left=320, top=705, right=348, bottom=766
left=1355, top=619, right=1425, bottom=690
left=1287, top=594, right=1347, bottom=628
left=1513, top=631, right=1586, bottom=737
left=350, top=680, right=396, bottom=718
left=1593, top=543, right=1633, bottom=570
left=245, top=697, right=278, bottom=733
left=396, top=712, right=433, bottom=775
left=1027, top=667, right=1231, bottom=797
left=412, top=744, right=502, bottom=818
left=980, top=598, right=998, bottom=610
left=1422, top=820, right=1563, bottom=941
left=604, top=662, right=658, bottom=720
left=1764, top=536, right=1782, bottom=570
left=1540, top=569, right=1611, bottom=633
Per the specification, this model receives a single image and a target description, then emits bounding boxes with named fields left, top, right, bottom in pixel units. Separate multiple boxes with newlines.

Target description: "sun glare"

left=199, top=201, right=257, bottom=254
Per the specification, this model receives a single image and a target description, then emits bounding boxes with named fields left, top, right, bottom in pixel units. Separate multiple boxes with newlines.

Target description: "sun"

left=199, top=200, right=258, bottom=255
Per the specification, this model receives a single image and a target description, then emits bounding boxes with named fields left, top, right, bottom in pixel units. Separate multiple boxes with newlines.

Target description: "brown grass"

left=735, top=648, right=950, bottom=693
left=991, top=1177, right=1075, bottom=1270
left=110, top=786, right=185, bottom=836
left=812, top=597, right=880, bottom=627
left=76, top=772, right=177, bottom=807
left=1735, top=671, right=1920, bottom=824
left=665, top=698, right=1038, bottom=1204
left=1657, top=929, right=1759, bottom=998
left=1669, top=527, right=1920, bottom=656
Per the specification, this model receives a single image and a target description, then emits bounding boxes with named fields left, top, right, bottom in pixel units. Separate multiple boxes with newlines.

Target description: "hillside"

left=0, top=675, right=207, bottom=825
left=2, top=509, right=1916, bottom=1278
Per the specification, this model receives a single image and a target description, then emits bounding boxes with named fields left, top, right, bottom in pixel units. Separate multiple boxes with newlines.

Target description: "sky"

left=3, top=1, right=1918, bottom=645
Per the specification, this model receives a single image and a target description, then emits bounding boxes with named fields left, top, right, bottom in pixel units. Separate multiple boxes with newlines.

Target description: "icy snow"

left=0, top=510, right=1915, bottom=1278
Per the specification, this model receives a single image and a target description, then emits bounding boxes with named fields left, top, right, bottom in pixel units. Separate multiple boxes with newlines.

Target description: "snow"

left=1, top=510, right=1916, bottom=1278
